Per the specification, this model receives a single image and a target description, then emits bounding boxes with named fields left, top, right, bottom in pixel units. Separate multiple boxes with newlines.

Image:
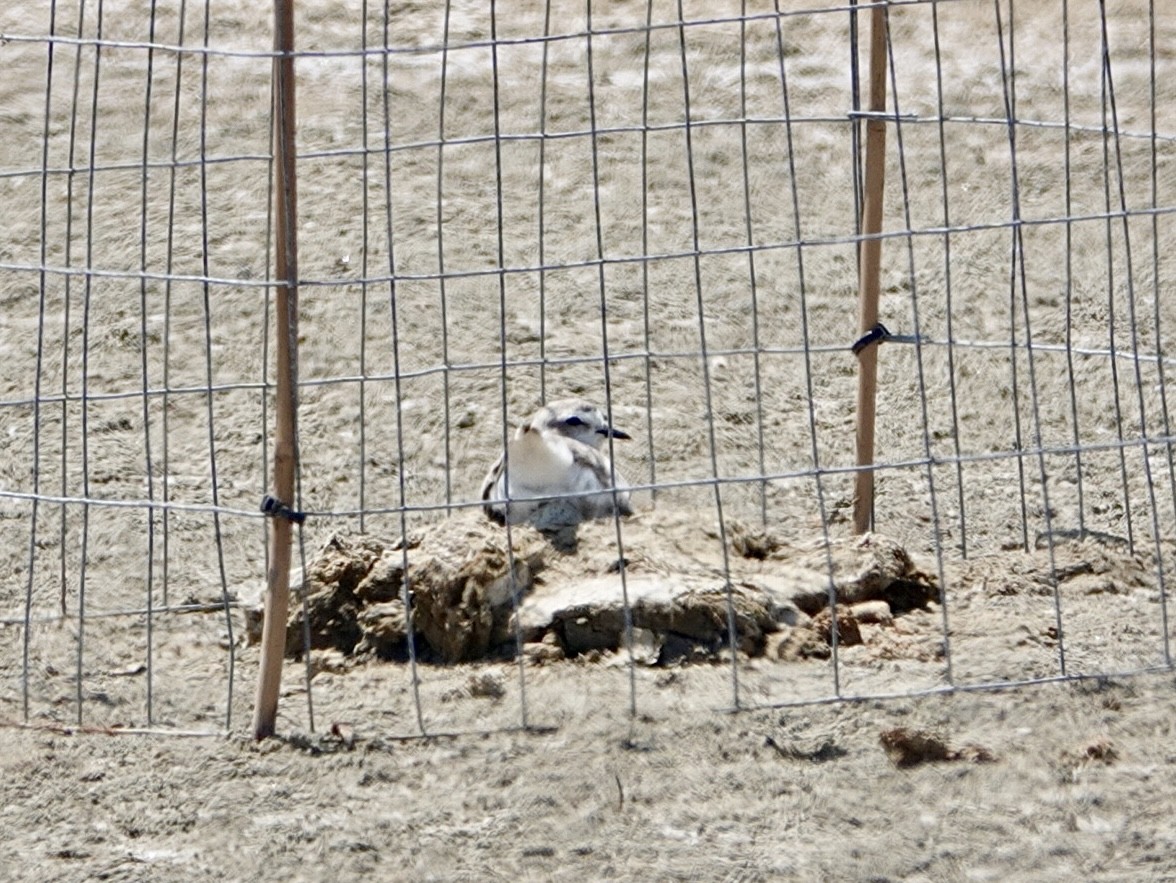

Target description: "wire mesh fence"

left=1, top=0, right=1174, bottom=738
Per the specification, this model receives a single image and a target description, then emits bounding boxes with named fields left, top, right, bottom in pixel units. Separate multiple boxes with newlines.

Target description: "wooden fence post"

left=253, top=0, right=299, bottom=740
left=853, top=5, right=888, bottom=535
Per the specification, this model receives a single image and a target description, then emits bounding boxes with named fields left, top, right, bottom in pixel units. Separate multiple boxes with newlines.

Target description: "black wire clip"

left=851, top=322, right=892, bottom=355
left=261, top=494, right=306, bottom=525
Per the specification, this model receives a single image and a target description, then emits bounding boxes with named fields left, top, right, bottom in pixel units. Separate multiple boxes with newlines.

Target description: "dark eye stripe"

left=563, top=416, right=585, bottom=427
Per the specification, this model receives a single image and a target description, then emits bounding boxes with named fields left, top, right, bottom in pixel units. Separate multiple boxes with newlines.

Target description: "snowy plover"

left=480, top=398, right=634, bottom=527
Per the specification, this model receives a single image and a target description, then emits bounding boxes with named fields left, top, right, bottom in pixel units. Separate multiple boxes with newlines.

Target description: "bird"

left=480, top=398, right=634, bottom=527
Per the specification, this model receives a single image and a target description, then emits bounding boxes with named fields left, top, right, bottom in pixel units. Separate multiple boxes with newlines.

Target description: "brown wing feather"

left=480, top=453, right=507, bottom=523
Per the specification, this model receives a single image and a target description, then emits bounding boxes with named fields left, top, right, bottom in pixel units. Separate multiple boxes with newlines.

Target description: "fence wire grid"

left=1, top=0, right=1175, bottom=737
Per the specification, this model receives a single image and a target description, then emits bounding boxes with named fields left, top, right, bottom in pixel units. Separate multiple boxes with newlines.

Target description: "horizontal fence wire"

left=6, top=204, right=1176, bottom=287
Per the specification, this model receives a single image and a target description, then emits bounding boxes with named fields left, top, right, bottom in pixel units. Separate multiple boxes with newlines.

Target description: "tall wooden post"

left=253, top=0, right=299, bottom=740
left=852, top=6, right=888, bottom=535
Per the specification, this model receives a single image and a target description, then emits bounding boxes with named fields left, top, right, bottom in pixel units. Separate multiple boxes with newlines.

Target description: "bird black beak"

left=599, top=426, right=631, bottom=440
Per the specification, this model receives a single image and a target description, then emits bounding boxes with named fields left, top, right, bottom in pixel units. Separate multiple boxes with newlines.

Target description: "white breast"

left=503, top=429, right=577, bottom=498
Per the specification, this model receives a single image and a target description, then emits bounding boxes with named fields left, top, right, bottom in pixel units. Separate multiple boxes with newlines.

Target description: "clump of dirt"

left=879, top=727, right=997, bottom=768
left=773, top=604, right=866, bottom=662
left=811, top=605, right=864, bottom=647
left=1062, top=736, right=1118, bottom=768
left=548, top=580, right=780, bottom=660
left=287, top=533, right=390, bottom=657
left=726, top=523, right=941, bottom=615
left=284, top=518, right=548, bottom=663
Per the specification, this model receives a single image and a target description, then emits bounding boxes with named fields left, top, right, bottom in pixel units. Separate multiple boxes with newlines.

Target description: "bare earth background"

left=3, top=0, right=1176, bottom=879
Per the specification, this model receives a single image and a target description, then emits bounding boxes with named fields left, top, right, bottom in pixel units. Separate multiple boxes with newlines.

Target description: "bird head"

left=532, top=398, right=630, bottom=447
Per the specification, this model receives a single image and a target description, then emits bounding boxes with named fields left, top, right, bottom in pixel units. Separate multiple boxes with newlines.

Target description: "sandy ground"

left=3, top=0, right=1176, bottom=879
left=4, top=669, right=1176, bottom=882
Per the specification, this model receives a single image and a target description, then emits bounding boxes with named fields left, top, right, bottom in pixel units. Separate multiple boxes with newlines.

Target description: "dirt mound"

left=271, top=511, right=943, bottom=665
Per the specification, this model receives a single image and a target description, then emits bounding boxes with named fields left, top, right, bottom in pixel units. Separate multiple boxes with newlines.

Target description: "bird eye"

left=563, top=416, right=585, bottom=427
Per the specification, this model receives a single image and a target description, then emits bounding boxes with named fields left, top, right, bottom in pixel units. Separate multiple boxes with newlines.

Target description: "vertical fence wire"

left=929, top=2, right=968, bottom=559
left=76, top=0, right=107, bottom=725
left=40, top=0, right=75, bottom=712
left=435, top=0, right=455, bottom=513
left=160, top=0, right=193, bottom=611
left=294, top=394, right=314, bottom=731
left=1091, top=10, right=1128, bottom=554
left=197, top=0, right=236, bottom=728
left=1096, top=1, right=1137, bottom=557
left=738, top=0, right=770, bottom=528
left=488, top=3, right=522, bottom=730
left=584, top=0, right=638, bottom=722
left=381, top=0, right=426, bottom=736
left=24, top=0, right=61, bottom=723
left=993, top=0, right=1032, bottom=555
left=848, top=1, right=863, bottom=250
left=674, top=0, right=742, bottom=710
left=488, top=0, right=532, bottom=731
left=1097, top=0, right=1171, bottom=665
left=1147, top=0, right=1175, bottom=667
left=884, top=7, right=955, bottom=685
left=138, top=0, right=162, bottom=726
left=358, top=0, right=372, bottom=534
left=1060, top=0, right=1087, bottom=543
left=801, top=0, right=859, bottom=697
left=59, top=0, right=85, bottom=628
left=639, top=0, right=658, bottom=506
left=994, top=0, right=1067, bottom=675
left=773, top=0, right=841, bottom=694
left=536, top=0, right=553, bottom=404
